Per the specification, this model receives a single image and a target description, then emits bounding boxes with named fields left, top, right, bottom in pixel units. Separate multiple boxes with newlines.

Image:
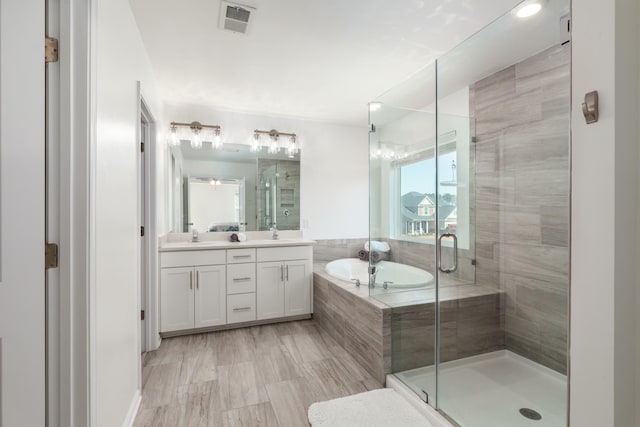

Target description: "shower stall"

left=368, top=1, right=570, bottom=425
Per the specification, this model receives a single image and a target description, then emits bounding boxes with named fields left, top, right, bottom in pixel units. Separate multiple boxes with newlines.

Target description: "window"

left=395, top=150, right=462, bottom=245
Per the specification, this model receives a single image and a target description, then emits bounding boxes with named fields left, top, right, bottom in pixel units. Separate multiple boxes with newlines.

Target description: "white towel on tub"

left=364, top=240, right=390, bottom=252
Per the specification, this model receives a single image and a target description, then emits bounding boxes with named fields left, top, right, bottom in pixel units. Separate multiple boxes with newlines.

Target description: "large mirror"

left=169, top=141, right=300, bottom=233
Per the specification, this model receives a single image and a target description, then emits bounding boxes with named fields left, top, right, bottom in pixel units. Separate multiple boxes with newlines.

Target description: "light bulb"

left=268, top=135, right=279, bottom=154
left=191, top=130, right=202, bottom=149
left=516, top=2, right=542, bottom=18
left=369, top=102, right=382, bottom=112
left=287, top=135, right=298, bottom=158
left=212, top=129, right=222, bottom=150
left=169, top=126, right=180, bottom=146
left=251, top=133, right=261, bottom=152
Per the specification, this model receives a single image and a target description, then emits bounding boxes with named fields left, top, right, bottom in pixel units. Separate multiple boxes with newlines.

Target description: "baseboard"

left=122, top=389, right=142, bottom=427
left=159, top=314, right=312, bottom=338
left=386, top=375, right=455, bottom=427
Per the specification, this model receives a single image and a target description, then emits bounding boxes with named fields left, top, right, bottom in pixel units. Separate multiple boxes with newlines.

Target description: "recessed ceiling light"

left=369, top=102, right=382, bottom=112
left=516, top=2, right=542, bottom=18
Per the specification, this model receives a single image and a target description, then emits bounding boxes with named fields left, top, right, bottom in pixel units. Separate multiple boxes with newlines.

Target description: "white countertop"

left=159, top=238, right=316, bottom=252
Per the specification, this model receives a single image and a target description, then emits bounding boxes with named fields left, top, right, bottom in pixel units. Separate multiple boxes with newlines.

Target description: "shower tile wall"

left=257, top=159, right=300, bottom=231
left=471, top=44, right=570, bottom=374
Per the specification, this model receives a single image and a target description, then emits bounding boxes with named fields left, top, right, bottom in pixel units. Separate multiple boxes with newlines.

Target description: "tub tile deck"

left=313, top=264, right=505, bottom=380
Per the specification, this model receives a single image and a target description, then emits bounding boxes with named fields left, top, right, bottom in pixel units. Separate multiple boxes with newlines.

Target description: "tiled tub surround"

left=313, top=266, right=504, bottom=383
left=471, top=44, right=570, bottom=374
left=313, top=238, right=369, bottom=263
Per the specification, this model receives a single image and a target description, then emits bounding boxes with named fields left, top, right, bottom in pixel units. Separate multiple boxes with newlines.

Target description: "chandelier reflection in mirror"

left=168, top=121, right=222, bottom=150
left=252, top=129, right=299, bottom=158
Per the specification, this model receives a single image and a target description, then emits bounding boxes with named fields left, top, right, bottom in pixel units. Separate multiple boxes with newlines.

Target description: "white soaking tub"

left=325, top=258, right=433, bottom=289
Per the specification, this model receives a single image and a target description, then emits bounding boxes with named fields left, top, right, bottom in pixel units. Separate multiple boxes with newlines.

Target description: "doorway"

left=138, top=94, right=155, bottom=361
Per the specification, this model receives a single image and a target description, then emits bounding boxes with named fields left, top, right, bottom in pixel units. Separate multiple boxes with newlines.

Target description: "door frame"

left=137, top=87, right=158, bottom=358
left=47, top=0, right=95, bottom=425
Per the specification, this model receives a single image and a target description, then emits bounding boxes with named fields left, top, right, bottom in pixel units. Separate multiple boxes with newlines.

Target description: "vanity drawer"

left=227, top=264, right=256, bottom=294
left=227, top=293, right=256, bottom=323
left=257, top=246, right=312, bottom=262
left=227, top=248, right=256, bottom=264
left=161, top=250, right=226, bottom=268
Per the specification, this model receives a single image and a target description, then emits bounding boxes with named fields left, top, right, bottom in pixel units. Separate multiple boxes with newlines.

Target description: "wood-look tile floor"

left=134, top=320, right=383, bottom=427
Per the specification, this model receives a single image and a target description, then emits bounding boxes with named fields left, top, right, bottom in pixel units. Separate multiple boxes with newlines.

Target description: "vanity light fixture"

left=253, top=129, right=298, bottom=156
left=168, top=121, right=222, bottom=150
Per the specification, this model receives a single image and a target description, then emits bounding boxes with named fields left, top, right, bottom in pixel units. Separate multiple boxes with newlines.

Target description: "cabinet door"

left=195, top=265, right=227, bottom=328
left=257, top=262, right=285, bottom=320
left=160, top=267, right=194, bottom=332
left=284, top=260, right=312, bottom=317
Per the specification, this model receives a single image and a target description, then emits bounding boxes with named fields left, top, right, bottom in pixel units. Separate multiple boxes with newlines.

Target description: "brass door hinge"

left=45, top=243, right=58, bottom=269
left=141, top=310, right=145, bottom=321
left=45, top=37, right=58, bottom=63
left=140, top=226, right=145, bottom=237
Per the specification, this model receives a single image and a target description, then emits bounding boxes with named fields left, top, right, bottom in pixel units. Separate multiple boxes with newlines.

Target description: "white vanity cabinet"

left=160, top=250, right=226, bottom=333
left=256, top=246, right=313, bottom=320
left=160, top=242, right=313, bottom=336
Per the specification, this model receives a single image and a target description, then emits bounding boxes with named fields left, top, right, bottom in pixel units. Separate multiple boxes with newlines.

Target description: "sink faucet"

left=270, top=225, right=279, bottom=240
left=191, top=227, right=199, bottom=242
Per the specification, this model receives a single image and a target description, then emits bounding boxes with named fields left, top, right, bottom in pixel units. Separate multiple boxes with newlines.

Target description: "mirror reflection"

left=169, top=141, right=300, bottom=233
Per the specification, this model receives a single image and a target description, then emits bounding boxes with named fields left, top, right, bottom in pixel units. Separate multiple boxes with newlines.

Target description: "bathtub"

left=325, top=258, right=433, bottom=289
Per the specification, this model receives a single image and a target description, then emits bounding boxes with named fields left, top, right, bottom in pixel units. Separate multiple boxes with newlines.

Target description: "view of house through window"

left=399, top=151, right=457, bottom=241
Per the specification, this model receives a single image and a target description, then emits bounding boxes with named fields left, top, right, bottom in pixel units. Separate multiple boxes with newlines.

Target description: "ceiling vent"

left=219, top=1, right=256, bottom=35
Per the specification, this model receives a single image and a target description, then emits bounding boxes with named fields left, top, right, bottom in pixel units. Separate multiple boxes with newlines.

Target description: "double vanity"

left=159, top=234, right=314, bottom=337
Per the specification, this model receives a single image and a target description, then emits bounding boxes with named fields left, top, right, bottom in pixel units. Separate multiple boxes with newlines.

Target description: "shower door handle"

left=438, top=233, right=458, bottom=273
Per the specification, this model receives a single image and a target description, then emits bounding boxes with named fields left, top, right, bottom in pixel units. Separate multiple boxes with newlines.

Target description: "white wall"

left=93, top=0, right=162, bottom=425
left=163, top=104, right=370, bottom=240
left=571, top=0, right=639, bottom=425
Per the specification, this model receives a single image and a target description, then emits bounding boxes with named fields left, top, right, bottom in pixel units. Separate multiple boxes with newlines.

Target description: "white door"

left=160, top=267, right=194, bottom=332
left=284, top=260, right=312, bottom=316
left=256, top=262, right=285, bottom=320
left=0, top=1, right=46, bottom=426
left=194, top=265, right=226, bottom=328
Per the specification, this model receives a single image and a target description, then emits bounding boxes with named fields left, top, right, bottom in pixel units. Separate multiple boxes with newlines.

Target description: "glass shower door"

left=368, top=62, right=441, bottom=407
left=435, top=0, right=570, bottom=425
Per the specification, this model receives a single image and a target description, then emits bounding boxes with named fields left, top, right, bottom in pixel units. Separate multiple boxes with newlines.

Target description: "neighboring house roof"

left=402, top=192, right=435, bottom=214
left=401, top=204, right=457, bottom=223
left=439, top=205, right=456, bottom=221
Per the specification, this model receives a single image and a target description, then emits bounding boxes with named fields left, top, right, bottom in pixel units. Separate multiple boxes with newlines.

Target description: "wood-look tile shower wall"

left=471, top=44, right=570, bottom=374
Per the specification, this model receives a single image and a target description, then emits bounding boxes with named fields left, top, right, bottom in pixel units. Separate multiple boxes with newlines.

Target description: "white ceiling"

left=130, top=0, right=522, bottom=125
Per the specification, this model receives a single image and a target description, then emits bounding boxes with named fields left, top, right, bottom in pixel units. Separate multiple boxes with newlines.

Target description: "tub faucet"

left=351, top=278, right=361, bottom=288
left=368, top=265, right=377, bottom=289
left=270, top=226, right=279, bottom=240
left=191, top=227, right=199, bottom=242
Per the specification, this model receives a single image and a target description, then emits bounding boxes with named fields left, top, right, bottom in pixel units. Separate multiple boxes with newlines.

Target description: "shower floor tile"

left=395, top=350, right=567, bottom=427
